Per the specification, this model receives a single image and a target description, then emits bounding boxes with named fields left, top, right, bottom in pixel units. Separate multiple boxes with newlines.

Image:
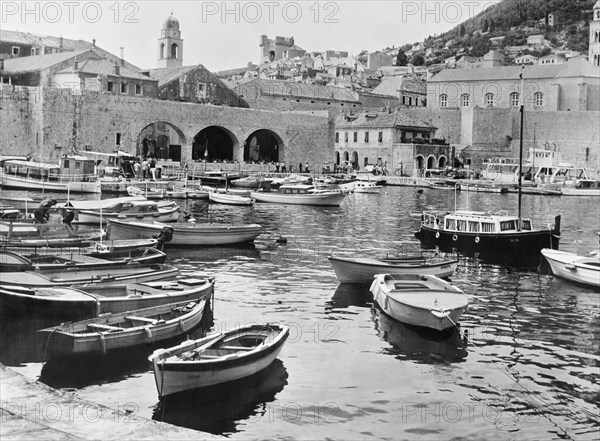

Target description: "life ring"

left=475, top=236, right=480, bottom=244
left=435, top=231, right=440, bottom=239
left=452, top=234, right=458, bottom=242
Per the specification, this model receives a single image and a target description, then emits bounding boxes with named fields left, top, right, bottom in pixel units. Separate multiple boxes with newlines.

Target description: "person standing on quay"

left=141, top=159, right=149, bottom=179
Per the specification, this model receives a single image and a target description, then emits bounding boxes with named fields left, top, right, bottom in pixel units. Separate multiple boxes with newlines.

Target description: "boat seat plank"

left=219, top=345, right=254, bottom=351
left=125, top=316, right=158, bottom=324
left=87, top=323, right=124, bottom=332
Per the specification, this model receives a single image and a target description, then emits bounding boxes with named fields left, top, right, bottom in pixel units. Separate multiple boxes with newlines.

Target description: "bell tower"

left=590, top=1, right=600, bottom=67
left=158, top=12, right=183, bottom=68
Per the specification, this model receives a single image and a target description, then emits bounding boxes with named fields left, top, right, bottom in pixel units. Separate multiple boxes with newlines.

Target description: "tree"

left=489, top=19, right=496, bottom=33
left=459, top=24, right=466, bottom=36
left=396, top=48, right=409, bottom=66
left=470, top=38, right=491, bottom=57
left=482, top=18, right=489, bottom=33
left=410, top=54, right=425, bottom=66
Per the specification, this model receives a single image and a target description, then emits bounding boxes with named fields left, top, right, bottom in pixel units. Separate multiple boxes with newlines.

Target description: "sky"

left=1, top=1, right=499, bottom=71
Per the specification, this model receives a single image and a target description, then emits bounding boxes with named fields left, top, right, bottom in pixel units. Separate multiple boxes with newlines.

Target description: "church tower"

left=158, top=13, right=183, bottom=68
left=590, top=1, right=600, bottom=67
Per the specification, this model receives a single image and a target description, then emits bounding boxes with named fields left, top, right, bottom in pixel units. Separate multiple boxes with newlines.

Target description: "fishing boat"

left=0, top=156, right=101, bottom=193
left=148, top=323, right=289, bottom=398
left=0, top=277, right=214, bottom=319
left=541, top=248, right=600, bottom=288
left=229, top=176, right=273, bottom=190
left=38, top=299, right=207, bottom=357
left=108, top=219, right=263, bottom=246
left=0, top=222, right=106, bottom=248
left=127, top=186, right=165, bottom=199
left=339, top=181, right=383, bottom=194
left=251, top=184, right=347, bottom=206
left=328, top=253, right=458, bottom=284
left=560, top=179, right=600, bottom=196
left=369, top=274, right=469, bottom=332
left=208, top=191, right=254, bottom=206
left=76, top=199, right=180, bottom=224
left=0, top=246, right=166, bottom=272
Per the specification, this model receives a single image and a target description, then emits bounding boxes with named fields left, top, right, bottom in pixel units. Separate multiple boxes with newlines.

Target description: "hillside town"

left=1, top=2, right=599, bottom=177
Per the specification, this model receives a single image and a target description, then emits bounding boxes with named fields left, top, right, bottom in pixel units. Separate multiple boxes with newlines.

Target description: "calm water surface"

left=2, top=187, right=599, bottom=440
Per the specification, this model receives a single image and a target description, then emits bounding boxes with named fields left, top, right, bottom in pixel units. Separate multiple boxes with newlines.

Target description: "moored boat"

left=328, top=253, right=458, bottom=284
left=0, top=222, right=106, bottom=248
left=38, top=299, right=207, bottom=357
left=251, top=184, right=347, bottom=206
left=108, top=219, right=263, bottom=246
left=560, top=179, right=600, bottom=196
left=230, top=175, right=273, bottom=190
left=369, top=274, right=469, bottom=331
left=148, top=323, right=289, bottom=398
left=208, top=191, right=254, bottom=206
left=0, top=277, right=214, bottom=320
left=541, top=248, right=600, bottom=288
left=76, top=199, right=180, bottom=224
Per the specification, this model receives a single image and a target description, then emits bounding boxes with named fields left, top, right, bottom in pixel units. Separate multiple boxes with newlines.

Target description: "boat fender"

left=144, top=327, right=152, bottom=338
left=475, top=236, right=480, bottom=244
left=179, top=319, right=184, bottom=332
left=452, top=234, right=458, bottom=242
left=565, top=264, right=576, bottom=270
left=96, top=301, right=101, bottom=317
left=99, top=334, right=106, bottom=354
left=435, top=232, right=440, bottom=239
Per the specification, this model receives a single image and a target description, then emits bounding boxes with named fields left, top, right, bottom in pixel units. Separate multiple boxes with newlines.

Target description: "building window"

left=120, top=83, right=127, bottom=94
left=440, top=94, right=448, bottom=108
left=534, top=92, right=544, bottom=107
left=107, top=82, right=114, bottom=92
left=135, top=84, right=142, bottom=95
left=510, top=92, right=520, bottom=107
left=12, top=46, right=20, bottom=55
left=408, top=97, right=413, bottom=106
left=353, top=132, right=358, bottom=142
left=344, top=132, right=348, bottom=142
left=116, top=133, right=121, bottom=146
left=197, top=83, right=207, bottom=99
left=378, top=131, right=383, bottom=142
left=335, top=132, right=339, bottom=143
left=364, top=132, right=369, bottom=143
left=402, top=96, right=406, bottom=105
left=461, top=94, right=470, bottom=107
left=485, top=93, right=494, bottom=107
left=30, top=48, right=35, bottom=56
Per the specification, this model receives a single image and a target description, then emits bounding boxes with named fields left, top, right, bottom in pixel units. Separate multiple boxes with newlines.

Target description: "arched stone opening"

left=193, top=126, right=238, bottom=162
left=427, top=155, right=436, bottom=170
left=243, top=129, right=284, bottom=163
left=137, top=121, right=186, bottom=161
left=416, top=155, right=425, bottom=170
left=438, top=156, right=447, bottom=169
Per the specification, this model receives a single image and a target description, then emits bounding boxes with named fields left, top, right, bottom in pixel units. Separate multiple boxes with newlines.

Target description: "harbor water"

left=1, top=186, right=599, bottom=440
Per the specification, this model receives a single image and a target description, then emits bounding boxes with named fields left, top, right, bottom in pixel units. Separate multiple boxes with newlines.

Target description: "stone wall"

left=0, top=86, right=332, bottom=168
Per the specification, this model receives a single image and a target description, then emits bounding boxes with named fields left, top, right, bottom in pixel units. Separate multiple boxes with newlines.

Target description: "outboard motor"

left=154, top=226, right=174, bottom=250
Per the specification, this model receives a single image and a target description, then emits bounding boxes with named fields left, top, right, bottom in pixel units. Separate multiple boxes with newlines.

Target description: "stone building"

left=0, top=30, right=91, bottom=60
left=590, top=1, right=600, bottom=67
left=157, top=13, right=183, bottom=69
left=334, top=108, right=449, bottom=175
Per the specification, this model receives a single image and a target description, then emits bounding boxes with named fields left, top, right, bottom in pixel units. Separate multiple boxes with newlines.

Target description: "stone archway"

left=136, top=121, right=187, bottom=161
left=415, top=155, right=425, bottom=170
left=438, top=156, right=447, bottom=169
left=243, top=129, right=284, bottom=163
left=427, top=155, right=436, bottom=170
left=193, top=126, right=239, bottom=162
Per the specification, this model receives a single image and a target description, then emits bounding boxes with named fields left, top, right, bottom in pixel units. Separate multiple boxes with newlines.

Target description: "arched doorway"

left=364, top=157, right=369, bottom=167
left=243, top=129, right=283, bottom=163
left=415, top=155, right=424, bottom=170
left=193, top=126, right=238, bottom=162
left=438, top=156, right=447, bottom=169
left=335, top=151, right=340, bottom=165
left=351, top=151, right=358, bottom=169
left=343, top=151, right=349, bottom=162
left=137, top=121, right=186, bottom=161
left=427, top=155, right=436, bottom=170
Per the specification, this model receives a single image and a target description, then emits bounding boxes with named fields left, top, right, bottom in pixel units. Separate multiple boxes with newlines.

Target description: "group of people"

left=132, top=157, right=159, bottom=180
left=273, top=162, right=311, bottom=174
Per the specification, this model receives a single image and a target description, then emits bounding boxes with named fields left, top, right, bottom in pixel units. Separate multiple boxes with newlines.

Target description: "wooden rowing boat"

left=149, top=323, right=289, bottom=398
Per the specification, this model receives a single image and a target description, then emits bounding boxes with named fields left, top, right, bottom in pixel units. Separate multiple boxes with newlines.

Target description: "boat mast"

left=518, top=66, right=525, bottom=228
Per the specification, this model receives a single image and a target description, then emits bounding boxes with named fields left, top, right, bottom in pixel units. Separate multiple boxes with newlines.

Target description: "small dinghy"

left=541, top=248, right=600, bottom=288
left=369, top=274, right=469, bottom=332
left=149, top=323, right=289, bottom=398
left=208, top=191, right=254, bottom=206
left=328, top=253, right=458, bottom=284
left=38, top=299, right=207, bottom=357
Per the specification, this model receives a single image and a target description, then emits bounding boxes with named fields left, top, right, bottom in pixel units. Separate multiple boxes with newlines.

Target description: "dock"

left=1, top=364, right=221, bottom=440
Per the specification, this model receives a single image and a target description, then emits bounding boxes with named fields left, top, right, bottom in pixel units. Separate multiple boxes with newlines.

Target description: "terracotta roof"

left=236, top=79, right=359, bottom=102
left=430, top=57, right=600, bottom=82
left=146, top=65, right=200, bottom=86
left=0, top=30, right=92, bottom=51
left=335, top=109, right=435, bottom=130
left=3, top=49, right=89, bottom=73
left=57, top=58, right=152, bottom=80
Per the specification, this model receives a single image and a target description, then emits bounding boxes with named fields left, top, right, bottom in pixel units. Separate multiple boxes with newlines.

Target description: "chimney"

left=59, top=36, right=63, bottom=48
left=92, top=38, right=96, bottom=47
left=120, top=47, right=125, bottom=67
left=74, top=58, right=78, bottom=70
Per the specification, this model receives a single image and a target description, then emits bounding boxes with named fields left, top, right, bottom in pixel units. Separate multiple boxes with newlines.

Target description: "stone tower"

left=590, top=1, right=600, bottom=67
left=158, top=13, right=183, bottom=68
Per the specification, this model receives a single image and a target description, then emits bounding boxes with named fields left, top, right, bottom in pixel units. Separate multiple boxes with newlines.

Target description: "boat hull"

left=150, top=325, right=288, bottom=397
left=108, top=220, right=262, bottom=246
left=0, top=175, right=101, bottom=193
left=76, top=207, right=180, bottom=224
left=415, top=225, right=559, bottom=264
left=328, top=256, right=458, bottom=284
left=208, top=192, right=254, bottom=205
left=541, top=249, right=600, bottom=288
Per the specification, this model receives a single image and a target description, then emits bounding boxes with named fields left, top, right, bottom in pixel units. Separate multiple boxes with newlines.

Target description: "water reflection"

left=371, top=306, right=468, bottom=363
left=325, top=283, right=372, bottom=313
left=152, top=359, right=288, bottom=435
